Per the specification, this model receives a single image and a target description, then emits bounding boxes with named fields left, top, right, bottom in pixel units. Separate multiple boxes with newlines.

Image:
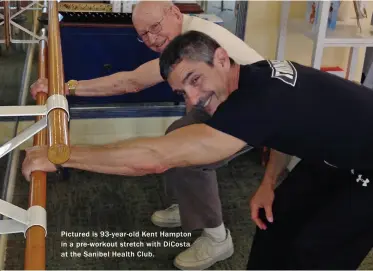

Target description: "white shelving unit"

left=276, top=0, right=373, bottom=80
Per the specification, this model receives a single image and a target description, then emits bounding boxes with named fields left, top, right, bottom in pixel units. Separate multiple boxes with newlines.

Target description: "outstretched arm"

left=22, top=124, right=247, bottom=181
left=30, top=59, right=163, bottom=98
left=75, top=58, right=163, bottom=96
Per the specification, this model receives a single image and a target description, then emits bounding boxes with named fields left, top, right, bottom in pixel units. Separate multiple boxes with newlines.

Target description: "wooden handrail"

left=24, top=31, right=47, bottom=271
left=24, top=1, right=71, bottom=267
left=24, top=7, right=46, bottom=270
left=3, top=0, right=10, bottom=49
left=47, top=1, right=70, bottom=164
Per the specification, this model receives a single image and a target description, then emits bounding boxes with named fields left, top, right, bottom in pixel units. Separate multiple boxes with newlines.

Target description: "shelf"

left=289, top=19, right=373, bottom=47
left=276, top=0, right=369, bottom=73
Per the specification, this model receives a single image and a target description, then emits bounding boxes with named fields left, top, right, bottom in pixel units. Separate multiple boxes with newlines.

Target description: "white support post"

left=0, top=105, right=46, bottom=117
left=0, top=94, right=70, bottom=159
left=0, top=199, right=46, bottom=237
left=276, top=1, right=291, bottom=61
left=311, top=0, right=330, bottom=69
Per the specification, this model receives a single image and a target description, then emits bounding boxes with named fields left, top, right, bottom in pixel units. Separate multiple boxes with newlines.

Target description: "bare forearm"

left=63, top=136, right=213, bottom=175
left=75, top=72, right=140, bottom=97
left=62, top=141, right=165, bottom=176
left=64, top=159, right=144, bottom=176
left=262, top=150, right=291, bottom=187
left=74, top=59, right=163, bottom=97
left=61, top=125, right=246, bottom=176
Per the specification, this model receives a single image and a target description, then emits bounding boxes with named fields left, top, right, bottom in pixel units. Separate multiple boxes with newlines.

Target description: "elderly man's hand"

left=30, top=78, right=49, bottom=99
left=22, top=146, right=58, bottom=181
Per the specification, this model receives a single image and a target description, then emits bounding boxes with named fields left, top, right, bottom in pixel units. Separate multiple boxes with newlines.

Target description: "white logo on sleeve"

left=356, top=174, right=370, bottom=187
left=267, top=60, right=298, bottom=87
left=351, top=169, right=370, bottom=187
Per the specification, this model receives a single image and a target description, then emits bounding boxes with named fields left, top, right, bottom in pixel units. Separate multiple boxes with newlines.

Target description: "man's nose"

left=186, top=88, right=200, bottom=106
left=148, top=33, right=158, bottom=44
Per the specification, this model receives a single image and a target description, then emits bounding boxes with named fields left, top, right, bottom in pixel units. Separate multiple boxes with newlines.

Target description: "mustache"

left=195, top=93, right=213, bottom=109
left=195, top=100, right=205, bottom=109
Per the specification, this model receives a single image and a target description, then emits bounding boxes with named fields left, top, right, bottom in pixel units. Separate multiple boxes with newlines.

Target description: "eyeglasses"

left=137, top=17, right=164, bottom=43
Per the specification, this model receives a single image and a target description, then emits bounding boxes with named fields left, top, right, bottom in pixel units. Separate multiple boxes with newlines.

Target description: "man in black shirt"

left=205, top=59, right=373, bottom=170
left=22, top=30, right=373, bottom=269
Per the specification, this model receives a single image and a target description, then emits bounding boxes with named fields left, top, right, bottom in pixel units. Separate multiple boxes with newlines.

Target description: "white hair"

left=132, top=0, right=174, bottom=20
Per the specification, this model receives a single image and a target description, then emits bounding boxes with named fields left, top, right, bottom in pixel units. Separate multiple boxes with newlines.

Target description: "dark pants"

left=247, top=160, right=373, bottom=270
left=164, top=107, right=252, bottom=231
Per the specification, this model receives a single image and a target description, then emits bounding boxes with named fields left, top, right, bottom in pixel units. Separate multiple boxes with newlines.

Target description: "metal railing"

left=0, top=0, right=47, bottom=46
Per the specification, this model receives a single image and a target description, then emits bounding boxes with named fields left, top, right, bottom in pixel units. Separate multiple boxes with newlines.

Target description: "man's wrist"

left=261, top=176, right=277, bottom=189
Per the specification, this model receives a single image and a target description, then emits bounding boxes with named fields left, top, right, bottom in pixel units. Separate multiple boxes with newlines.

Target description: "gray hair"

left=160, top=30, right=233, bottom=80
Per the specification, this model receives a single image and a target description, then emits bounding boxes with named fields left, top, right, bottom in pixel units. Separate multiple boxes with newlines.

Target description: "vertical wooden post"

left=24, top=8, right=47, bottom=269
left=25, top=1, right=70, bottom=268
left=3, top=0, right=10, bottom=49
left=47, top=1, right=70, bottom=165
left=24, top=36, right=48, bottom=269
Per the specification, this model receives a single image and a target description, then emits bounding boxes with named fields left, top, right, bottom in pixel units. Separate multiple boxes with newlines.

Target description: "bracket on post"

left=0, top=94, right=70, bottom=159
left=0, top=199, right=47, bottom=237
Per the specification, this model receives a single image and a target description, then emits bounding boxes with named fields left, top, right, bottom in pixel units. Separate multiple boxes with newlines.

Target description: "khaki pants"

left=164, top=107, right=252, bottom=231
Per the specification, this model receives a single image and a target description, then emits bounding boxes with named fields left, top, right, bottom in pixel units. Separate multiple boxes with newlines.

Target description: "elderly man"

left=30, top=1, right=267, bottom=269
left=25, top=31, right=373, bottom=270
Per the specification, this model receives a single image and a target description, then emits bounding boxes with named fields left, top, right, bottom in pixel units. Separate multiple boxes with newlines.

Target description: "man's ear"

left=213, top=47, right=230, bottom=71
left=171, top=5, right=182, bottom=21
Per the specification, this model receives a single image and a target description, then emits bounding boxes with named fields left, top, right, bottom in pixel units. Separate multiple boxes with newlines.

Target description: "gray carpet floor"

left=2, top=150, right=264, bottom=270
left=1, top=47, right=373, bottom=270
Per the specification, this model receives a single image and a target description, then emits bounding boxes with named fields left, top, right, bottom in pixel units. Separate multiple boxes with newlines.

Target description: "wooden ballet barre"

left=23, top=24, right=47, bottom=270
left=3, top=0, right=10, bottom=49
left=25, top=2, right=70, bottom=269
left=46, top=1, right=70, bottom=165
